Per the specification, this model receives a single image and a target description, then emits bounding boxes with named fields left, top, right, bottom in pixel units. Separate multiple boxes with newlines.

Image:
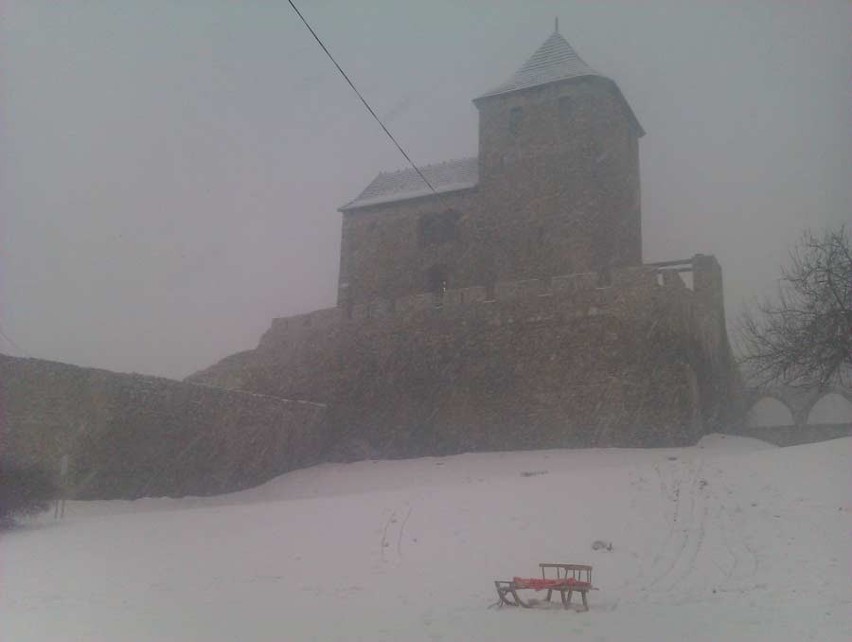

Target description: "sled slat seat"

left=494, top=563, right=595, bottom=611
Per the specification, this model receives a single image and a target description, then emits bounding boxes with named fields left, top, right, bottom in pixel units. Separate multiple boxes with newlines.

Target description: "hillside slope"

left=2, top=435, right=849, bottom=641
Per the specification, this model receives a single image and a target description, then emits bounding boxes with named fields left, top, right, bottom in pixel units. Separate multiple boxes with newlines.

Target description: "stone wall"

left=338, top=187, right=480, bottom=305
left=192, top=257, right=741, bottom=460
left=734, top=424, right=852, bottom=447
left=476, top=75, right=642, bottom=276
left=0, top=355, right=328, bottom=499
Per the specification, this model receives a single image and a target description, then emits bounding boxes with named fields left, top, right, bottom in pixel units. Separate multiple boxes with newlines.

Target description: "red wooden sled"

left=495, top=564, right=595, bottom=611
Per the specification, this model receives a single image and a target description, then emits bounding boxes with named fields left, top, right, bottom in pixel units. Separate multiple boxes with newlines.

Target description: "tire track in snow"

left=664, top=458, right=712, bottom=598
left=717, top=498, right=760, bottom=589
left=715, top=501, right=740, bottom=584
left=611, top=459, right=695, bottom=604
left=612, top=457, right=735, bottom=606
left=644, top=459, right=695, bottom=591
left=379, top=508, right=398, bottom=563
left=645, top=460, right=762, bottom=603
left=646, top=457, right=709, bottom=597
left=378, top=501, right=415, bottom=566
left=637, top=461, right=684, bottom=586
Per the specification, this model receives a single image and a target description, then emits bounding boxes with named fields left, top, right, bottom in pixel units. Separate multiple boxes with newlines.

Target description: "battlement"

left=197, top=253, right=737, bottom=457
left=261, top=255, right=723, bottom=349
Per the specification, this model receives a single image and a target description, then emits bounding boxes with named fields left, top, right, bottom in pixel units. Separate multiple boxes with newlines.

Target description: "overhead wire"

left=286, top=0, right=435, bottom=192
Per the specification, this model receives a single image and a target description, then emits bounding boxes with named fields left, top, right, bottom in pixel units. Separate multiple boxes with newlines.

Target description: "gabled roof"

left=340, top=157, right=478, bottom=211
left=477, top=31, right=601, bottom=100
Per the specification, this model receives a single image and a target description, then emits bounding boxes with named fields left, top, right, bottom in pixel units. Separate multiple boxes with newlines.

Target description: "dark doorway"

left=425, top=265, right=448, bottom=296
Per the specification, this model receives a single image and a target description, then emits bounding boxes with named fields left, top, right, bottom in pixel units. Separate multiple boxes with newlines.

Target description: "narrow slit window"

left=509, top=107, right=523, bottom=135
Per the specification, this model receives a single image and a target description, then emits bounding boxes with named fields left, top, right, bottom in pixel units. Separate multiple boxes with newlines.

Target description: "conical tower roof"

left=478, top=31, right=603, bottom=99
left=475, top=29, right=644, bottom=136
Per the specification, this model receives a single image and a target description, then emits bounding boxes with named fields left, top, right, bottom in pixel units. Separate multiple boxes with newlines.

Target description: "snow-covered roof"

left=340, top=157, right=478, bottom=211
left=477, top=31, right=602, bottom=99
left=475, top=30, right=645, bottom=136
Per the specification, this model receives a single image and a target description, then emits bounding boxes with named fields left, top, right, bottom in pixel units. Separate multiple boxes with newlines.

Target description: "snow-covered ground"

left=2, top=434, right=850, bottom=641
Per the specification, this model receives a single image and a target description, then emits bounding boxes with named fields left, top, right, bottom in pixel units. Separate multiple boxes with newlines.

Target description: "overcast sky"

left=2, top=1, right=850, bottom=379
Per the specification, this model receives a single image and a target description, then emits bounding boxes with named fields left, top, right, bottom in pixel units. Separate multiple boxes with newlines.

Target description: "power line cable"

left=286, top=0, right=435, bottom=192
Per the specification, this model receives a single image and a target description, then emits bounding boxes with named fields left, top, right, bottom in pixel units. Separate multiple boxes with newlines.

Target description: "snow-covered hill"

left=2, top=435, right=850, bottom=641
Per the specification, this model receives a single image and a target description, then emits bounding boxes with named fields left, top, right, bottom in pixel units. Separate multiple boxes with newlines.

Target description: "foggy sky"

left=2, top=1, right=850, bottom=379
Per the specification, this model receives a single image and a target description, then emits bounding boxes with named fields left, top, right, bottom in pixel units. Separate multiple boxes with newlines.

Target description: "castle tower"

left=473, top=29, right=644, bottom=279
left=337, top=29, right=646, bottom=306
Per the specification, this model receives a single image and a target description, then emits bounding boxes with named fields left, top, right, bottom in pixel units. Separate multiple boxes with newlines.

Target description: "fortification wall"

left=253, top=258, right=721, bottom=354
left=193, top=256, right=740, bottom=459
left=1, top=355, right=328, bottom=499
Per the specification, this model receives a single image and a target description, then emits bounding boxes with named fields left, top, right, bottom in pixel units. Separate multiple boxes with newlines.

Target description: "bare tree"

left=738, top=225, right=851, bottom=389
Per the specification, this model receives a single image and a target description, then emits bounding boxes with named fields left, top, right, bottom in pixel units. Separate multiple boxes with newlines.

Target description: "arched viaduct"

left=739, top=384, right=852, bottom=446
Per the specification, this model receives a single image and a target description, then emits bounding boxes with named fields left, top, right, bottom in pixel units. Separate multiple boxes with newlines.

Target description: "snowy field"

left=2, top=434, right=850, bottom=641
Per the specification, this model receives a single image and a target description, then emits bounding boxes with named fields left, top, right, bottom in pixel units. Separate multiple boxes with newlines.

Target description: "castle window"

left=509, top=107, right=523, bottom=135
left=559, top=96, right=574, bottom=121
left=484, top=276, right=496, bottom=301
left=418, top=210, right=461, bottom=247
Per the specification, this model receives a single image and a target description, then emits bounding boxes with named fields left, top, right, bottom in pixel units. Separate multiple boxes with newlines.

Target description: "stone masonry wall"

left=734, top=424, right=852, bottom=447
left=476, top=76, right=642, bottom=276
left=338, top=187, right=479, bottom=305
left=192, top=257, right=740, bottom=460
left=340, top=77, right=643, bottom=307
left=0, top=355, right=328, bottom=499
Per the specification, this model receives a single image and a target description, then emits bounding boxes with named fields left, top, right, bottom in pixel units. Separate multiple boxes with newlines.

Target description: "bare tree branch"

left=736, top=225, right=852, bottom=390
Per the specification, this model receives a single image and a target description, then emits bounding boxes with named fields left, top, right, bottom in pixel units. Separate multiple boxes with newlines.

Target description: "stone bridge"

left=739, top=383, right=852, bottom=446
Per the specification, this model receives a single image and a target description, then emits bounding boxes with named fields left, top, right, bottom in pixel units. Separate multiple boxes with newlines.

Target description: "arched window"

left=746, top=397, right=795, bottom=428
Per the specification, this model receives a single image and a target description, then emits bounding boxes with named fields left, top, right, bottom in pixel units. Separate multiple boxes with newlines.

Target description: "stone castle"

left=192, top=30, right=742, bottom=459
left=338, top=30, right=642, bottom=306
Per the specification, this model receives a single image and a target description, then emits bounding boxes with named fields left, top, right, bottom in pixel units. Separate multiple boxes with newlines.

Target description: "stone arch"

left=806, top=392, right=852, bottom=425
left=746, top=396, right=795, bottom=428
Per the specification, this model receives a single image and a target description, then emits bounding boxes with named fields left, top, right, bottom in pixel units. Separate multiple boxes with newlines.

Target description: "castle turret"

left=473, top=29, right=644, bottom=278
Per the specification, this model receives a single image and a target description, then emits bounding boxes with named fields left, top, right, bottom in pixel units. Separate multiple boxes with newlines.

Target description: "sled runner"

left=495, top=563, right=594, bottom=611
